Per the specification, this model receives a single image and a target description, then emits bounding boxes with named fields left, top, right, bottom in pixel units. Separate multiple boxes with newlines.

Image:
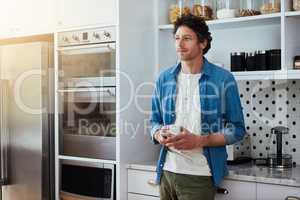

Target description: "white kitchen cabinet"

left=128, top=193, right=160, bottom=200
left=0, top=0, right=56, bottom=39
left=127, top=168, right=257, bottom=200
left=57, top=0, right=117, bottom=29
left=215, top=180, right=256, bottom=200
left=257, top=183, right=300, bottom=200
left=54, top=1, right=159, bottom=200
left=128, top=169, right=159, bottom=197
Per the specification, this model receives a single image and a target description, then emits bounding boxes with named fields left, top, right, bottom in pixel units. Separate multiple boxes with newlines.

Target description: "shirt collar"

left=170, top=57, right=212, bottom=78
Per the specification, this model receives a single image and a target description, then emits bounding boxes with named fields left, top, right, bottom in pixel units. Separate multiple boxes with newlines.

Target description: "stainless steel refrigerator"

left=0, top=38, right=55, bottom=200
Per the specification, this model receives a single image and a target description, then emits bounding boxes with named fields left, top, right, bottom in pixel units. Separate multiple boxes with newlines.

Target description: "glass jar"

left=293, top=0, right=300, bottom=10
left=192, top=0, right=214, bottom=20
left=217, top=0, right=239, bottom=19
left=240, top=0, right=261, bottom=16
left=169, top=0, right=191, bottom=24
left=260, top=0, right=280, bottom=14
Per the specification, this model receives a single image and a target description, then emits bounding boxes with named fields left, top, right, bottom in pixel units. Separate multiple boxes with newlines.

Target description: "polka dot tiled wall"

left=238, top=79, right=300, bottom=165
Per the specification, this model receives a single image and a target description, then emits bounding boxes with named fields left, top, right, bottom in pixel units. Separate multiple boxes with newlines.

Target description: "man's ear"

left=200, top=40, right=208, bottom=50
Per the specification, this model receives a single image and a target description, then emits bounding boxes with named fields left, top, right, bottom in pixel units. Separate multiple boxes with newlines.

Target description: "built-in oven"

left=58, top=87, right=116, bottom=160
left=57, top=27, right=117, bottom=160
left=57, top=26, right=116, bottom=88
left=60, top=160, right=115, bottom=200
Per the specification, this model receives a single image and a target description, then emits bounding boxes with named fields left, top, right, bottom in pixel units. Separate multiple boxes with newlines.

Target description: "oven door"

left=58, top=87, right=116, bottom=160
left=60, top=160, right=115, bottom=200
left=58, top=43, right=116, bottom=87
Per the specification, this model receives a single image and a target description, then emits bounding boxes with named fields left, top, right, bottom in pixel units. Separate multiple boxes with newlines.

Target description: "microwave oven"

left=60, top=160, right=115, bottom=200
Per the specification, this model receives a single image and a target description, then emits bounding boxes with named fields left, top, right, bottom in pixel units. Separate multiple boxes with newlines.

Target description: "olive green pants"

left=160, top=171, right=215, bottom=200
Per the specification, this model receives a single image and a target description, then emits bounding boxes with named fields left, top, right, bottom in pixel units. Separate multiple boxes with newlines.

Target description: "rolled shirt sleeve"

left=222, top=74, right=246, bottom=145
left=150, top=79, right=163, bottom=144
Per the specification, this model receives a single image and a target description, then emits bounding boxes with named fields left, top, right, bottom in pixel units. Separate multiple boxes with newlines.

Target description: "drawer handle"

left=216, top=187, right=229, bottom=195
left=147, top=179, right=157, bottom=186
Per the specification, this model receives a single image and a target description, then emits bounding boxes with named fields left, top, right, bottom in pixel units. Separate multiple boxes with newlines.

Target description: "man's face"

left=174, top=26, right=206, bottom=61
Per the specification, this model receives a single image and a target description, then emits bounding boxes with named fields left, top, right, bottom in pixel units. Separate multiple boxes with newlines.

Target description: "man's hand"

left=164, top=127, right=208, bottom=150
left=154, top=126, right=174, bottom=145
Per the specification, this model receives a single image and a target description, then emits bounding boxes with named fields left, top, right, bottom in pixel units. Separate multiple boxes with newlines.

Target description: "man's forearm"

left=200, top=133, right=226, bottom=147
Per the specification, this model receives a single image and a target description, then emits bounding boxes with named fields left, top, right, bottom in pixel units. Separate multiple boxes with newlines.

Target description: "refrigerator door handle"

left=0, top=131, right=8, bottom=185
left=0, top=80, right=9, bottom=186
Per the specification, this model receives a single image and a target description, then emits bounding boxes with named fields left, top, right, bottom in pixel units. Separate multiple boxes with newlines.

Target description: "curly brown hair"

left=173, top=14, right=212, bottom=55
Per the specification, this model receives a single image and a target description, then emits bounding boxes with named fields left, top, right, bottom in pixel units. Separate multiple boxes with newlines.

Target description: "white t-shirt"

left=163, top=70, right=211, bottom=176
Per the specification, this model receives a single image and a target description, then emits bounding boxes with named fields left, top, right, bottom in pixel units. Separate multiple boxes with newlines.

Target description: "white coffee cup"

left=167, top=124, right=182, bottom=135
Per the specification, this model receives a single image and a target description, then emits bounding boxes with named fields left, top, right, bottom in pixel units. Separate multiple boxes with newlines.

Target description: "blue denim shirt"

left=150, top=58, right=246, bottom=187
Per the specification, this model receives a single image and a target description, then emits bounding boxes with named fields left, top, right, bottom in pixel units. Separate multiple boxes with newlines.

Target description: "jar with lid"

left=266, top=49, right=281, bottom=70
left=246, top=52, right=256, bottom=71
left=231, top=52, right=246, bottom=71
left=256, top=50, right=267, bottom=70
left=240, top=0, right=261, bottom=16
left=217, top=0, right=239, bottom=19
left=169, top=0, right=192, bottom=24
left=293, top=0, right=300, bottom=10
left=192, top=0, right=214, bottom=20
left=260, top=0, right=280, bottom=14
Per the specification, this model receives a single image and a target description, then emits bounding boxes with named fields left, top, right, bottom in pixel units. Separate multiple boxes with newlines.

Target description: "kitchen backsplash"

left=237, top=79, right=300, bottom=165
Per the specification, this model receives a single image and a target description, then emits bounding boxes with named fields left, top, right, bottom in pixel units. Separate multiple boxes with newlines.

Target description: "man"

left=150, top=14, right=246, bottom=200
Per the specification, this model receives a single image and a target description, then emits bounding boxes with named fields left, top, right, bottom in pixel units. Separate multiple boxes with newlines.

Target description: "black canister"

left=267, top=49, right=281, bottom=70
left=255, top=50, right=267, bottom=71
left=231, top=52, right=246, bottom=72
left=246, top=52, right=256, bottom=71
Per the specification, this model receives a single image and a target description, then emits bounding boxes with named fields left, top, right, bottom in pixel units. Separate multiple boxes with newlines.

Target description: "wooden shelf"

left=159, top=13, right=281, bottom=30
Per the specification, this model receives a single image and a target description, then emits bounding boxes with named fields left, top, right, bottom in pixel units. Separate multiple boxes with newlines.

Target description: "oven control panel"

left=58, top=26, right=116, bottom=47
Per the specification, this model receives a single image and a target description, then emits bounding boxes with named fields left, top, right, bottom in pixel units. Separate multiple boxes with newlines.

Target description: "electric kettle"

left=266, top=126, right=293, bottom=168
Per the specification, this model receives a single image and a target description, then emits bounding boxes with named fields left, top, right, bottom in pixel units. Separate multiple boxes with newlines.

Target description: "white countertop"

left=127, top=161, right=300, bottom=187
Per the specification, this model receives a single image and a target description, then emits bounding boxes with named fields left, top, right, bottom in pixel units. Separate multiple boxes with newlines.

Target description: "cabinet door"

left=128, top=193, right=160, bottom=200
left=215, top=180, right=256, bottom=200
left=0, top=0, right=55, bottom=38
left=128, top=169, right=159, bottom=197
left=257, top=183, right=300, bottom=200
left=57, top=0, right=117, bottom=29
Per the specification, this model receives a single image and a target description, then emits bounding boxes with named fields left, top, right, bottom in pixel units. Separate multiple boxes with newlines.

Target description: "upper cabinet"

left=0, top=0, right=118, bottom=38
left=0, top=0, right=56, bottom=39
left=57, top=0, right=117, bottom=30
